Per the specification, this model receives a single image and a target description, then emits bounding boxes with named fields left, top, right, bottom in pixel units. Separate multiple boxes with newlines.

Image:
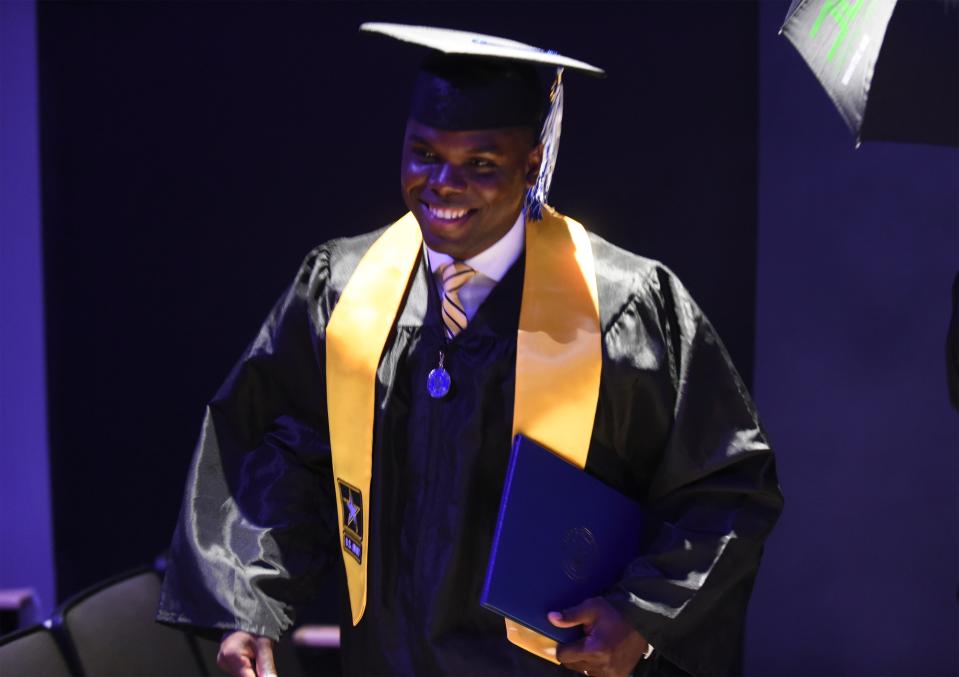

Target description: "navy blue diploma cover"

left=480, top=435, right=645, bottom=644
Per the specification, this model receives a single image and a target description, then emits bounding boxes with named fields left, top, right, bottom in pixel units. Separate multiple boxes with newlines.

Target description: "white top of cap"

left=360, top=22, right=605, bottom=75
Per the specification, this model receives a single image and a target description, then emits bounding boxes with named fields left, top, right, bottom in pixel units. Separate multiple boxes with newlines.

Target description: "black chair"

left=0, top=588, right=38, bottom=636
left=0, top=624, right=73, bottom=677
left=56, top=568, right=206, bottom=676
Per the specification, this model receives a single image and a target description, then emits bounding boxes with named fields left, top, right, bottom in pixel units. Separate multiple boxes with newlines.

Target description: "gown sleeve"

left=604, top=267, right=784, bottom=676
left=156, top=246, right=340, bottom=641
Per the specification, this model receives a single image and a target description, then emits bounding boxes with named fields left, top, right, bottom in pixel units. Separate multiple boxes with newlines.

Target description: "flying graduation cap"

left=360, top=23, right=605, bottom=220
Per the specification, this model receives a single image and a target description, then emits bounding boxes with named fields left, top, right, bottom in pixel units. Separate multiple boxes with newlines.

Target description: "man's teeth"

left=427, top=205, right=470, bottom=220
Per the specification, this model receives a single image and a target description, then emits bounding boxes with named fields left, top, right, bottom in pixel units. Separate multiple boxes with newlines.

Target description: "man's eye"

left=413, top=149, right=437, bottom=162
left=470, top=158, right=496, bottom=169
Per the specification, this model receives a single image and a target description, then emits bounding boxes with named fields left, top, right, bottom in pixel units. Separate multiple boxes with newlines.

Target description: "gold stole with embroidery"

left=326, top=205, right=601, bottom=662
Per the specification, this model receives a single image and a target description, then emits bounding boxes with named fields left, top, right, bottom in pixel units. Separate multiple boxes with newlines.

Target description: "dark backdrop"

left=36, top=2, right=760, bottom=605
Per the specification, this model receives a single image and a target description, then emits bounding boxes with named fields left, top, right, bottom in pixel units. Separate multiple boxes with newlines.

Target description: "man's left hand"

left=548, top=597, right=648, bottom=677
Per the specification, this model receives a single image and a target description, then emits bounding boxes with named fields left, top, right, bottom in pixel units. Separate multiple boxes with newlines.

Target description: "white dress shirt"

left=424, top=211, right=525, bottom=322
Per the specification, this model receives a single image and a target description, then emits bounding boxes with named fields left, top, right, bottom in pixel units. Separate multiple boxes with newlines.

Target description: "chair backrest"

left=0, top=624, right=74, bottom=677
left=0, top=588, right=38, bottom=636
left=59, top=569, right=205, bottom=677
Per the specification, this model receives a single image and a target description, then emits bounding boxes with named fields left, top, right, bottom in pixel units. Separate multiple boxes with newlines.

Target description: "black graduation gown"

left=156, top=225, right=784, bottom=676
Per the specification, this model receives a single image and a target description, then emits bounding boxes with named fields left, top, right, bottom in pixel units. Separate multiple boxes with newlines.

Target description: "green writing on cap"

left=810, top=0, right=865, bottom=62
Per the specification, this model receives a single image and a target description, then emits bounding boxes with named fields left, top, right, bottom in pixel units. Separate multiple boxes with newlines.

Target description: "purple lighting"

left=0, top=0, right=56, bottom=620
left=747, top=1, right=959, bottom=674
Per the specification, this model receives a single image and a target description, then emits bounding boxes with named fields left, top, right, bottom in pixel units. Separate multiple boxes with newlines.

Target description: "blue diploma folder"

left=480, top=435, right=645, bottom=644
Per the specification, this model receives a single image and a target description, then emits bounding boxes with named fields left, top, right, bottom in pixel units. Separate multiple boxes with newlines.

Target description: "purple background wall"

left=0, top=0, right=56, bottom=620
left=745, top=2, right=959, bottom=674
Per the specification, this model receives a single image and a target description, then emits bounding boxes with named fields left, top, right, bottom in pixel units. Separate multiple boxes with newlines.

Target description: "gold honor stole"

left=326, top=205, right=601, bottom=663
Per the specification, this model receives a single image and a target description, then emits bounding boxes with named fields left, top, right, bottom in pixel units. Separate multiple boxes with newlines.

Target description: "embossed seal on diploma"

left=561, top=526, right=597, bottom=581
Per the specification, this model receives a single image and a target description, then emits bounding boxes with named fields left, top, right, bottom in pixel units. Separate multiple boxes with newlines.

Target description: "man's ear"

left=525, top=143, right=544, bottom=187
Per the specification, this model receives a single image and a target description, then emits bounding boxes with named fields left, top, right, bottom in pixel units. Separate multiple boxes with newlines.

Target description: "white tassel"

left=526, top=67, right=564, bottom=221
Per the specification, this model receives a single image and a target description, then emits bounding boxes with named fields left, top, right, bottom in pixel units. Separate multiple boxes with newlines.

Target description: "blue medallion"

left=427, top=366, right=451, bottom=398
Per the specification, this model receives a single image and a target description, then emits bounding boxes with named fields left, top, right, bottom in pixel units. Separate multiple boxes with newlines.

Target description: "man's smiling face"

left=400, top=120, right=542, bottom=260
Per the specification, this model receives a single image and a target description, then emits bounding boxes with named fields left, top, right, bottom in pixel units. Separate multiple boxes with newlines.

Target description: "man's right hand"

left=217, top=631, right=277, bottom=677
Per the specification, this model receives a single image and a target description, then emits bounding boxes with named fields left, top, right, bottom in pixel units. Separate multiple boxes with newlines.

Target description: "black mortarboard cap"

left=360, top=23, right=604, bottom=219
left=410, top=54, right=546, bottom=132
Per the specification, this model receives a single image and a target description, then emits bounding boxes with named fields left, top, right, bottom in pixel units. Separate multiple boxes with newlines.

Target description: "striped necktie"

left=438, top=261, right=477, bottom=339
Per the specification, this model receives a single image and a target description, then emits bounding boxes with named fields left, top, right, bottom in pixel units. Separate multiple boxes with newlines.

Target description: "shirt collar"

left=425, top=211, right=525, bottom=282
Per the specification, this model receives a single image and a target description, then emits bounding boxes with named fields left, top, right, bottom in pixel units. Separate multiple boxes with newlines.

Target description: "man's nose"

left=428, top=163, right=467, bottom=196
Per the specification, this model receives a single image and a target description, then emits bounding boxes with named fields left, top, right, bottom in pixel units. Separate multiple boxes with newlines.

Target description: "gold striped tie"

left=439, top=261, right=477, bottom=339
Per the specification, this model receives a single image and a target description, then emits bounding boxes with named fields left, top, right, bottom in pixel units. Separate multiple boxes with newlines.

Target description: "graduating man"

left=157, top=24, right=783, bottom=677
